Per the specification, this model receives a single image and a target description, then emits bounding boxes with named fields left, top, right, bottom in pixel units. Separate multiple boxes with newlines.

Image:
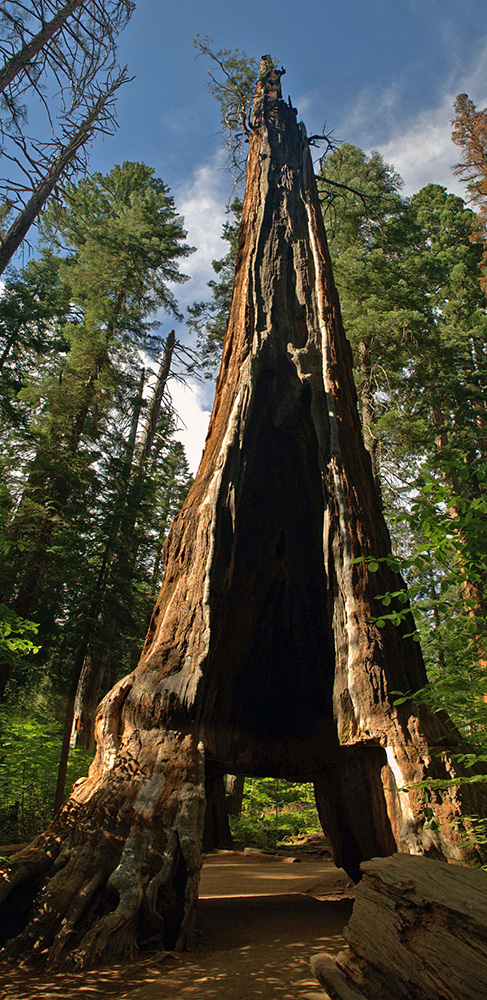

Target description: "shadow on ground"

left=0, top=853, right=353, bottom=1000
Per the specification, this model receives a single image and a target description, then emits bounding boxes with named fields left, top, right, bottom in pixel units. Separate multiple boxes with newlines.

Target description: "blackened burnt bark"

left=1, top=62, right=486, bottom=968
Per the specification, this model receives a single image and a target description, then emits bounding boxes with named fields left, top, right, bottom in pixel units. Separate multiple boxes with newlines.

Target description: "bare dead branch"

left=0, top=67, right=130, bottom=274
left=0, top=0, right=134, bottom=120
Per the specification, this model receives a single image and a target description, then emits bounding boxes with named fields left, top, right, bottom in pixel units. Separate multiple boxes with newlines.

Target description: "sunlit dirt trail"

left=1, top=851, right=354, bottom=1000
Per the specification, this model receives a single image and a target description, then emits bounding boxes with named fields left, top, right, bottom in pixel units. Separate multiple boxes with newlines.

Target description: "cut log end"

left=311, top=952, right=368, bottom=1000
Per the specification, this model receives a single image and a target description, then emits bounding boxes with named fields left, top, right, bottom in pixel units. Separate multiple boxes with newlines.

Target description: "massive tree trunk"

left=1, top=61, right=486, bottom=968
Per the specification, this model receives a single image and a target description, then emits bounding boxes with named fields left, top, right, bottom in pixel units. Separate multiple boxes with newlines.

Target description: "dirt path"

left=1, top=851, right=354, bottom=1000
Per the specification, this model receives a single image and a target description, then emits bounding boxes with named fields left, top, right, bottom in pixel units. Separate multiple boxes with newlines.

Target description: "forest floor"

left=0, top=836, right=355, bottom=1000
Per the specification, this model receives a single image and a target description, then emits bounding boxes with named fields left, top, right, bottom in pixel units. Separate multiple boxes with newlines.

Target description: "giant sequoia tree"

left=1, top=60, right=486, bottom=968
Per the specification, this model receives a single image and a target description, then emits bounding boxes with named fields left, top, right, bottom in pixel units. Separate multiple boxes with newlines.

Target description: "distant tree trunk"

left=0, top=663, right=10, bottom=700
left=203, top=774, right=234, bottom=852
left=69, top=333, right=175, bottom=755
left=67, top=368, right=146, bottom=756
left=225, top=775, right=245, bottom=817
left=70, top=647, right=105, bottom=754
left=430, top=401, right=487, bottom=662
left=1, top=60, right=486, bottom=969
left=134, top=331, right=175, bottom=470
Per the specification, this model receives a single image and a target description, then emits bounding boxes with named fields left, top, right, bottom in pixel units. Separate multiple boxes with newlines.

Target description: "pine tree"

left=452, top=93, right=487, bottom=292
left=317, top=144, right=425, bottom=488
left=0, top=162, right=192, bottom=693
left=0, top=254, right=71, bottom=423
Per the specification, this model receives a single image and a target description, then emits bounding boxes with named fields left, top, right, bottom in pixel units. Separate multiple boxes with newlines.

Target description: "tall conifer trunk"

left=1, top=61, right=486, bottom=968
left=70, top=331, right=176, bottom=754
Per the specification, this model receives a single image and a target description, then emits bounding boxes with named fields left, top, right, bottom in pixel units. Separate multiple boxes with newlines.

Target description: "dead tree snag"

left=1, top=59, right=486, bottom=967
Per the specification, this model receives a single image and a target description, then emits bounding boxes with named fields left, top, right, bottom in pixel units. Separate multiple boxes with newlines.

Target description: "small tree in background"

left=452, top=93, right=487, bottom=292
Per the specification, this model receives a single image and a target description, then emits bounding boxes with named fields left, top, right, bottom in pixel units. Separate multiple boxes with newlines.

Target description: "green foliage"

left=229, top=778, right=321, bottom=849
left=355, top=460, right=487, bottom=856
left=0, top=163, right=194, bottom=693
left=322, top=146, right=487, bottom=790
left=41, top=161, right=193, bottom=344
left=356, top=461, right=487, bottom=746
left=0, top=705, right=92, bottom=842
left=319, top=148, right=487, bottom=505
left=0, top=254, right=71, bottom=422
left=451, top=93, right=487, bottom=293
left=318, top=144, right=422, bottom=481
left=319, top=142, right=404, bottom=248
left=194, top=36, right=259, bottom=140
left=194, top=36, right=260, bottom=179
left=388, top=184, right=487, bottom=476
left=0, top=604, right=40, bottom=667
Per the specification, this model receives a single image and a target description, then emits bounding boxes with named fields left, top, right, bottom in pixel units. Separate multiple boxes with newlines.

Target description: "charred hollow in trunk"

left=1, top=61, right=486, bottom=968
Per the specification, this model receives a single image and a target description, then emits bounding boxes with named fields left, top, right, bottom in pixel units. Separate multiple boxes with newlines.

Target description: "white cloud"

left=376, top=103, right=464, bottom=197
left=342, top=81, right=402, bottom=144
left=169, top=378, right=213, bottom=476
left=360, top=42, right=487, bottom=197
left=294, top=90, right=317, bottom=119
left=161, top=154, right=232, bottom=474
left=173, top=153, right=231, bottom=308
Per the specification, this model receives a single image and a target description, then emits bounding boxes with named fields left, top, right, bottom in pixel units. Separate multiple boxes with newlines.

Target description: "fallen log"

left=311, top=853, right=487, bottom=1000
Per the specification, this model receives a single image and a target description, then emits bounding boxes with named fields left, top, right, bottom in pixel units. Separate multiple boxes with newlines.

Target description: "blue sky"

left=22, top=1, right=487, bottom=469
left=96, top=0, right=487, bottom=183
left=100, top=0, right=484, bottom=471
